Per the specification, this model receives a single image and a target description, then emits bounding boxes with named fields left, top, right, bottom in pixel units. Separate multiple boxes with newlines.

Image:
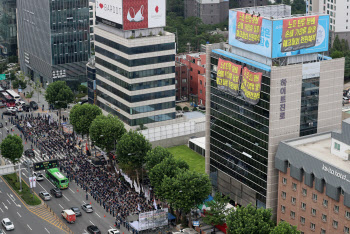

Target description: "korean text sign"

left=216, top=58, right=242, bottom=96
left=281, top=16, right=319, bottom=52
left=235, top=11, right=263, bottom=44
left=240, top=67, right=262, bottom=105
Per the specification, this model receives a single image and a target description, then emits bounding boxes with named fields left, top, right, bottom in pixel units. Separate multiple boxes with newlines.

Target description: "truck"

left=61, top=209, right=76, bottom=224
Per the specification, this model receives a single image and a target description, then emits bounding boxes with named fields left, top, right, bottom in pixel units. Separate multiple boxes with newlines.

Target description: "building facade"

left=17, top=0, right=90, bottom=89
left=89, top=0, right=95, bottom=50
left=234, top=0, right=270, bottom=8
left=0, top=0, right=17, bottom=57
left=184, top=0, right=229, bottom=25
left=87, top=56, right=96, bottom=105
left=94, top=25, right=176, bottom=128
left=205, top=5, right=344, bottom=216
left=275, top=119, right=350, bottom=234
left=175, top=61, right=190, bottom=102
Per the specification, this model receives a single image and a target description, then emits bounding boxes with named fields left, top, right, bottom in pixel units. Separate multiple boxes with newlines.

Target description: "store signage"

left=279, top=78, right=287, bottom=120
left=34, top=159, right=59, bottom=171
left=52, top=70, right=66, bottom=79
left=322, top=164, right=349, bottom=182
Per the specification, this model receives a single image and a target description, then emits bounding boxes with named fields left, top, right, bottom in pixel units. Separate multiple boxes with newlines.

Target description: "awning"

left=168, top=213, right=176, bottom=220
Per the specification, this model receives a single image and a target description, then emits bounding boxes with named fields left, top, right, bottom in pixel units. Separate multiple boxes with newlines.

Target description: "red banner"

left=281, top=15, right=319, bottom=52
left=240, top=67, right=262, bottom=105
left=123, top=0, right=148, bottom=30
left=216, top=58, right=242, bottom=96
left=235, top=11, right=263, bottom=44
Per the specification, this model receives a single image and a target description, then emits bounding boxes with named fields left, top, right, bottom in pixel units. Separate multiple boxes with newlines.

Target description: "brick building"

left=275, top=119, right=350, bottom=234
left=176, top=53, right=206, bottom=106
left=175, top=61, right=190, bottom=101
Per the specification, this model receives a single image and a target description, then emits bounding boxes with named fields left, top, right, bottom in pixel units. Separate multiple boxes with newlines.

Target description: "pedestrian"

left=86, top=193, right=88, bottom=200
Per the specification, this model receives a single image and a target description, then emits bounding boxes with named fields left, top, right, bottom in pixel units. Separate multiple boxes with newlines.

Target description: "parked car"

left=87, top=225, right=101, bottom=234
left=107, top=229, right=120, bottom=234
left=81, top=204, right=93, bottom=213
left=17, top=101, right=26, bottom=106
left=3, top=111, right=16, bottom=116
left=39, top=191, right=51, bottom=201
left=61, top=210, right=76, bottom=224
left=34, top=172, right=44, bottom=181
left=50, top=188, right=62, bottom=198
left=0, top=103, right=6, bottom=109
left=7, top=107, right=17, bottom=112
left=70, top=207, right=82, bottom=217
left=30, top=101, right=38, bottom=110
left=23, top=104, right=30, bottom=112
left=1, top=218, right=14, bottom=231
left=24, top=149, right=35, bottom=158
left=78, top=100, right=88, bottom=105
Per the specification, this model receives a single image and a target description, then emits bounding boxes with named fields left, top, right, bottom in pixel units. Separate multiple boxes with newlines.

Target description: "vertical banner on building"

left=281, top=15, right=319, bottom=52
left=235, top=11, right=263, bottom=44
left=216, top=58, right=242, bottom=96
left=240, top=67, right=262, bottom=105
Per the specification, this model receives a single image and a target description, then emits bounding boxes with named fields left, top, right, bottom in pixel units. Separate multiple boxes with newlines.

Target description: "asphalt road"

left=0, top=176, right=66, bottom=234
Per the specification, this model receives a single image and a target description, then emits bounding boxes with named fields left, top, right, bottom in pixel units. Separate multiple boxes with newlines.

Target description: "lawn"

left=168, top=145, right=205, bottom=174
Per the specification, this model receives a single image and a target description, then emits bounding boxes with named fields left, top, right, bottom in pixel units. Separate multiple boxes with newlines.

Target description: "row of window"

left=51, top=0, right=89, bottom=11
left=96, top=57, right=175, bottom=79
left=96, top=68, right=175, bottom=91
left=97, top=101, right=175, bottom=126
left=95, top=35, right=175, bottom=55
left=95, top=46, right=175, bottom=67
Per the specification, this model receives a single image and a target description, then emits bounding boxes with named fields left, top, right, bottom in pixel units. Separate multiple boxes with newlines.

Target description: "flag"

left=138, top=204, right=141, bottom=211
left=27, top=122, right=32, bottom=128
left=153, top=199, right=157, bottom=210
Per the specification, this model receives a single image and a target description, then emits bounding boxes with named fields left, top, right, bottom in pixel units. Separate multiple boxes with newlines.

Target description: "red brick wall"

left=198, top=74, right=206, bottom=105
left=277, top=168, right=350, bottom=234
left=175, top=63, right=189, bottom=100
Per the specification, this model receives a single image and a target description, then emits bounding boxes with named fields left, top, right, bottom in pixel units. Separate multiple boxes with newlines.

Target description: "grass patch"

left=3, top=173, right=41, bottom=206
left=168, top=145, right=205, bottom=174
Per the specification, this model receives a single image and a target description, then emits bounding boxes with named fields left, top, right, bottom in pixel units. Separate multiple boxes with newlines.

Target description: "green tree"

left=90, top=114, right=126, bottom=153
left=149, top=156, right=189, bottom=199
left=8, top=56, right=18, bottom=63
left=116, top=130, right=152, bottom=184
left=167, top=0, right=184, bottom=17
left=78, top=85, right=88, bottom=94
left=331, top=50, right=344, bottom=59
left=70, top=103, right=102, bottom=147
left=226, top=204, right=274, bottom=234
left=145, top=146, right=173, bottom=171
left=0, top=135, right=23, bottom=165
left=32, top=80, right=43, bottom=104
left=345, top=56, right=350, bottom=79
left=45, top=81, right=74, bottom=125
left=333, top=35, right=342, bottom=51
left=291, top=0, right=305, bottom=14
left=12, top=79, right=27, bottom=90
left=271, top=221, right=300, bottom=234
left=161, top=170, right=211, bottom=227
left=202, top=192, right=230, bottom=233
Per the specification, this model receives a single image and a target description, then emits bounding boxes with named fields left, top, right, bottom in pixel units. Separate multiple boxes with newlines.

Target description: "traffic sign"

left=0, top=74, right=6, bottom=80
left=33, top=159, right=59, bottom=171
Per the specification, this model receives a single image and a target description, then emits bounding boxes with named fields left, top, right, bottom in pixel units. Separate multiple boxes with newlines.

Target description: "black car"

left=23, top=104, right=30, bottom=112
left=50, top=188, right=62, bottom=198
left=3, top=111, right=16, bottom=116
left=70, top=207, right=82, bottom=217
left=24, top=149, right=35, bottom=158
left=29, top=101, right=38, bottom=110
left=87, top=225, right=101, bottom=234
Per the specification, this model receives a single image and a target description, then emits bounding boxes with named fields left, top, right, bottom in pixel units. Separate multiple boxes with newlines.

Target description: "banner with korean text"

left=235, top=11, right=263, bottom=44
left=240, top=67, right=262, bottom=105
left=216, top=58, right=242, bottom=96
left=281, top=15, right=319, bottom=52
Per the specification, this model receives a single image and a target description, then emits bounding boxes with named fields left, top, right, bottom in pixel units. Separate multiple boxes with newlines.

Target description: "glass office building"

left=0, top=0, right=17, bottom=56
left=17, top=0, right=90, bottom=89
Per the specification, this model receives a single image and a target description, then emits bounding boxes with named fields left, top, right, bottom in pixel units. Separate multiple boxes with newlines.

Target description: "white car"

left=108, top=229, right=120, bottom=234
left=81, top=204, right=93, bottom=213
left=17, top=101, right=26, bottom=107
left=34, top=172, right=44, bottom=181
left=1, top=218, right=14, bottom=231
left=39, top=191, right=51, bottom=201
left=6, top=107, right=17, bottom=112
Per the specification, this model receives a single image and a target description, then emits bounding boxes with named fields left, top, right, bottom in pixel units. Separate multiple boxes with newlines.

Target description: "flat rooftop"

left=288, top=133, right=350, bottom=173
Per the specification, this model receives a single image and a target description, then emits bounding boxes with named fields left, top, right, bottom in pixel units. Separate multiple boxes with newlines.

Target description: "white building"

left=89, top=1, right=96, bottom=50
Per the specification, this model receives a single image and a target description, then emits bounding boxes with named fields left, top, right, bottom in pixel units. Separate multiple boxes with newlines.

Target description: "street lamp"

left=14, top=158, right=22, bottom=192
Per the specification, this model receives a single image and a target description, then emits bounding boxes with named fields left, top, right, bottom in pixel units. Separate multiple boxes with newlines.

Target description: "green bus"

left=46, top=168, right=69, bottom=189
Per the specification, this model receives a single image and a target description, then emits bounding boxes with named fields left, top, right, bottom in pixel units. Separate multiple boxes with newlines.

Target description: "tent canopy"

left=168, top=213, right=176, bottom=220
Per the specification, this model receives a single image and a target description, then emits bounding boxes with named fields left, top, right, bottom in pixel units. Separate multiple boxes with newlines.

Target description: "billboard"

left=240, top=67, right=262, bottom=105
left=229, top=10, right=329, bottom=58
left=138, top=208, right=168, bottom=231
left=216, top=58, right=242, bottom=95
left=96, top=0, right=166, bottom=31
left=235, top=11, right=263, bottom=44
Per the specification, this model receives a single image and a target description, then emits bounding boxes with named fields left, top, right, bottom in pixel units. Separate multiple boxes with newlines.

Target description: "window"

left=334, top=142, right=340, bottom=150
left=291, top=197, right=296, bottom=205
left=321, top=229, right=326, bottom=234
left=334, top=205, right=339, bottom=213
left=333, top=220, right=338, bottom=229
left=344, top=226, right=349, bottom=234
left=190, top=76, right=193, bottom=80
left=282, top=177, right=287, bottom=185
left=346, top=211, right=350, bottom=219
left=302, top=188, right=307, bottom=196
left=301, top=202, right=306, bottom=210
left=281, top=205, right=285, bottom=213
left=292, top=182, right=297, bottom=191
left=282, top=191, right=286, bottom=199
left=311, top=223, right=316, bottom=230
left=323, top=199, right=328, bottom=207
left=300, top=216, right=305, bottom=225
left=182, top=79, right=187, bottom=83
left=312, top=193, right=318, bottom=202
left=311, top=208, right=316, bottom=216
left=198, top=71, right=200, bottom=74
left=322, top=214, right=327, bottom=222
left=200, top=80, right=202, bottom=85
left=291, top=211, right=295, bottom=219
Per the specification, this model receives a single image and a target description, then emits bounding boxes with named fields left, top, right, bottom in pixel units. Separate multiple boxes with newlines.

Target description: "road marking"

left=37, top=181, right=47, bottom=191
left=27, top=224, right=32, bottom=230
left=59, top=204, right=63, bottom=209
left=109, top=226, right=113, bottom=229
left=89, top=220, right=94, bottom=225
left=7, top=193, right=21, bottom=208
left=0, top=207, right=3, bottom=213
left=2, top=202, right=7, bottom=210
left=82, top=200, right=86, bottom=204
left=68, top=188, right=75, bottom=193
left=45, top=227, right=50, bottom=233
left=22, top=172, right=27, bottom=178
left=84, top=230, right=87, bottom=233
left=17, top=212, right=21, bottom=217
left=63, top=195, right=70, bottom=201
left=6, top=199, right=10, bottom=205
left=95, top=212, right=101, bottom=218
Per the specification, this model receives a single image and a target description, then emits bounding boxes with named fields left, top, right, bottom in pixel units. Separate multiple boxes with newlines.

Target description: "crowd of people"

left=12, top=112, right=157, bottom=233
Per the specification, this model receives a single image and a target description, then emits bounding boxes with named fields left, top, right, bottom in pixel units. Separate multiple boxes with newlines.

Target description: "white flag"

left=27, top=122, right=32, bottom=128
left=138, top=204, right=141, bottom=211
left=153, top=199, right=157, bottom=210
left=32, top=176, right=37, bottom=188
